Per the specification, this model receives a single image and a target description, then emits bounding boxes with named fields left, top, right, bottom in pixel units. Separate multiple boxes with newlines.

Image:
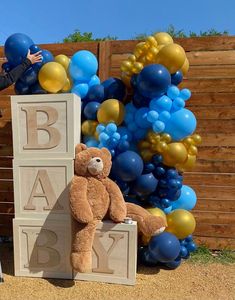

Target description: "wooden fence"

left=0, top=37, right=235, bottom=249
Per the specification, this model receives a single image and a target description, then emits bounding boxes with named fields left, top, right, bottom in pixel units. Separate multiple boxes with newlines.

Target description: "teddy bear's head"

left=74, top=143, right=112, bottom=179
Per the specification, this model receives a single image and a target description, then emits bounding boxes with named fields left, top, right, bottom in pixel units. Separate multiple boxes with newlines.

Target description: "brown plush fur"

left=70, top=143, right=166, bottom=273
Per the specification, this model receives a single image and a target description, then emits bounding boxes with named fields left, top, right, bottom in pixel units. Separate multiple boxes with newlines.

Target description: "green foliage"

left=63, top=29, right=117, bottom=43
left=189, top=246, right=235, bottom=264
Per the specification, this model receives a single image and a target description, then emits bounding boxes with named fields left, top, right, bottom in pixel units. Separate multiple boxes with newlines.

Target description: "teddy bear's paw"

left=153, top=226, right=166, bottom=235
left=71, top=252, right=92, bottom=273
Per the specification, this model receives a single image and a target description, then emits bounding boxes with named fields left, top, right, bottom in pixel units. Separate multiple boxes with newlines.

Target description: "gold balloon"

left=181, top=57, right=189, bottom=75
left=121, top=60, right=133, bottom=72
left=147, top=207, right=167, bottom=224
left=97, top=99, right=125, bottom=125
left=154, top=32, right=174, bottom=45
left=163, top=142, right=188, bottom=167
left=61, top=77, right=72, bottom=92
left=132, top=62, right=143, bottom=74
left=81, top=120, right=98, bottom=136
left=121, top=73, right=132, bottom=89
left=166, top=209, right=196, bottom=239
left=156, top=43, right=186, bottom=74
left=55, top=54, right=70, bottom=71
left=140, top=149, right=153, bottom=162
left=38, top=62, right=67, bottom=93
left=145, top=36, right=158, bottom=48
left=191, top=134, right=202, bottom=145
left=178, top=154, right=196, bottom=172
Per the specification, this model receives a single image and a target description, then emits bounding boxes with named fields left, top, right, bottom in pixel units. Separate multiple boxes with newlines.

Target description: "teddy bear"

left=70, top=143, right=166, bottom=273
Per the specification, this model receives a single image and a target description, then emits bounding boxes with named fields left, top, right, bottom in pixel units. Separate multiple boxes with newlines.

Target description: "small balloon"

left=97, top=99, right=125, bottom=125
left=154, top=32, right=174, bottom=45
left=81, top=120, right=98, bottom=136
left=55, top=54, right=70, bottom=71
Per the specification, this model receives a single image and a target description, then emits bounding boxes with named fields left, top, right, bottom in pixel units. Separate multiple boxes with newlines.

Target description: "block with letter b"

left=11, top=94, right=81, bottom=159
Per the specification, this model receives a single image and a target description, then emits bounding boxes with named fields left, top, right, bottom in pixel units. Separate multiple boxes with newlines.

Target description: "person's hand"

left=27, top=50, right=42, bottom=64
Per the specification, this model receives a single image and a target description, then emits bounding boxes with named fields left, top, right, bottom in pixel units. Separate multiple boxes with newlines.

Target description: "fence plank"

left=0, top=191, right=14, bottom=202
left=193, top=211, right=235, bottom=224
left=194, top=236, right=235, bottom=250
left=194, top=160, right=235, bottom=173
left=194, top=223, right=235, bottom=238
left=190, top=185, right=235, bottom=201
left=184, top=172, right=235, bottom=186
left=195, top=199, right=235, bottom=212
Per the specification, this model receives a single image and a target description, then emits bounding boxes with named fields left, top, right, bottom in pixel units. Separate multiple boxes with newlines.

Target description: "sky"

left=0, top=0, right=234, bottom=45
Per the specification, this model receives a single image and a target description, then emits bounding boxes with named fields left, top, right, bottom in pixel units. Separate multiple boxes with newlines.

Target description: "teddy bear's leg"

left=71, top=220, right=98, bottom=273
left=126, top=203, right=167, bottom=237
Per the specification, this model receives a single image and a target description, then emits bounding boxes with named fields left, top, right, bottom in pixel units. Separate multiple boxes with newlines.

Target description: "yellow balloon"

left=145, top=36, right=158, bottom=48
left=181, top=57, right=189, bottom=75
left=132, top=62, right=143, bottom=74
left=178, top=154, right=196, bottom=172
left=97, top=99, right=125, bottom=125
left=121, top=60, right=133, bottom=72
left=55, top=54, right=70, bottom=71
left=61, top=77, right=72, bottom=92
left=38, top=62, right=67, bottom=93
left=156, top=43, right=186, bottom=74
left=166, top=209, right=196, bottom=239
left=81, top=120, right=98, bottom=136
left=163, top=143, right=188, bottom=167
left=191, top=134, right=202, bottom=145
left=140, top=149, right=153, bottom=162
left=147, top=207, right=167, bottom=224
left=154, top=32, right=174, bottom=45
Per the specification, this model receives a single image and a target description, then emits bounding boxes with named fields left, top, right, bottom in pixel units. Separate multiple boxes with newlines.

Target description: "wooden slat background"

left=0, top=37, right=235, bottom=249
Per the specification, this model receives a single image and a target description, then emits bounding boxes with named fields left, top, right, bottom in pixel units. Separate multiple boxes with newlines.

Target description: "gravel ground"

left=0, top=244, right=234, bottom=300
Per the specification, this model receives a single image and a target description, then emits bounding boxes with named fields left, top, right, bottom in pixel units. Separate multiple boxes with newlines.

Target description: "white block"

left=13, top=159, right=74, bottom=219
left=13, top=218, right=72, bottom=279
left=11, top=93, right=81, bottom=159
left=74, top=221, right=137, bottom=285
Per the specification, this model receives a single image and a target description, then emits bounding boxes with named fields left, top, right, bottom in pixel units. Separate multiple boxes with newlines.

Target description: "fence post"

left=98, top=41, right=111, bottom=82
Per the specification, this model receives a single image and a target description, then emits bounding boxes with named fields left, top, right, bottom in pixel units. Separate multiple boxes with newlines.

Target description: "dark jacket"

left=0, top=58, right=31, bottom=91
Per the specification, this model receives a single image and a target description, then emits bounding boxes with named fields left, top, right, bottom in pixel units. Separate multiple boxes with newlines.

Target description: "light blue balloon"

left=167, top=85, right=180, bottom=100
left=135, top=107, right=151, bottom=129
left=106, top=123, right=117, bottom=135
left=99, top=132, right=109, bottom=142
left=164, top=108, right=197, bottom=141
left=89, top=75, right=100, bottom=87
left=150, top=95, right=172, bottom=112
left=96, top=124, right=105, bottom=133
left=172, top=185, right=197, bottom=210
left=147, top=110, right=159, bottom=123
left=153, top=120, right=165, bottom=133
left=71, top=83, right=89, bottom=99
left=85, top=139, right=99, bottom=148
left=180, top=89, right=191, bottom=101
left=159, top=111, right=171, bottom=123
left=69, top=50, right=98, bottom=81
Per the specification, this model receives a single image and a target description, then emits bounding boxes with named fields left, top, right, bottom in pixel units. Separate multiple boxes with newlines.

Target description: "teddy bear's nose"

left=96, top=158, right=101, bottom=162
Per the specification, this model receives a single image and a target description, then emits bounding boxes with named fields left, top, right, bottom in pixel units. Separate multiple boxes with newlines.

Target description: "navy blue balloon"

left=143, top=163, right=155, bottom=174
left=137, top=64, right=171, bottom=98
left=133, top=91, right=150, bottom=108
left=30, top=82, right=47, bottom=94
left=112, top=151, right=143, bottom=182
left=85, top=84, right=105, bottom=103
left=133, top=173, right=158, bottom=196
left=187, top=241, right=197, bottom=252
left=139, top=248, right=159, bottom=267
left=20, top=67, right=38, bottom=86
left=185, top=235, right=193, bottom=242
left=83, top=102, right=100, bottom=120
left=29, top=44, right=41, bottom=54
left=149, top=232, right=181, bottom=263
left=130, top=74, right=138, bottom=88
left=171, top=71, right=183, bottom=85
left=180, top=245, right=189, bottom=258
left=101, top=77, right=126, bottom=101
left=165, top=256, right=181, bottom=269
left=4, top=33, right=34, bottom=66
left=2, top=62, right=13, bottom=73
left=15, top=80, right=30, bottom=95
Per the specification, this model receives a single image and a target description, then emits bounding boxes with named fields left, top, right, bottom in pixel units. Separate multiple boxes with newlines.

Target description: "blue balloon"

left=135, top=107, right=151, bottom=129
left=85, top=84, right=104, bottom=103
left=172, top=185, right=197, bottom=210
left=147, top=110, right=159, bottom=123
left=69, top=50, right=98, bottom=81
left=72, top=83, right=89, bottom=99
left=2, top=62, right=13, bottom=73
left=165, top=256, right=181, bottom=269
left=29, top=44, right=41, bottom=54
left=14, top=80, right=30, bottom=95
left=133, top=173, right=158, bottom=196
left=85, top=138, right=99, bottom=148
left=164, top=108, right=197, bottom=141
left=20, top=67, right=38, bottom=86
left=187, top=241, right=197, bottom=252
left=83, top=102, right=100, bottom=120
left=4, top=33, right=34, bottom=66
left=112, top=151, right=144, bottom=182
left=106, top=123, right=117, bottom=135
left=171, top=71, right=183, bottom=85
left=33, top=49, right=54, bottom=71
left=180, top=245, right=189, bottom=258
left=167, top=85, right=180, bottom=100
left=180, top=88, right=191, bottom=101
left=137, top=64, right=171, bottom=98
left=89, top=75, right=100, bottom=87
left=148, top=232, right=181, bottom=263
left=150, top=95, right=172, bottom=112
left=101, top=77, right=126, bottom=101
left=133, top=91, right=151, bottom=108
left=30, top=82, right=47, bottom=94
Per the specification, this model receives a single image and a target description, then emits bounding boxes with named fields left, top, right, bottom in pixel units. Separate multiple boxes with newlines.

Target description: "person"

left=0, top=50, right=42, bottom=91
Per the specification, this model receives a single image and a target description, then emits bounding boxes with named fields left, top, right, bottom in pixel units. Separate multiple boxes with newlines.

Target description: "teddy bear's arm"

left=70, top=176, right=93, bottom=223
left=103, top=178, right=127, bottom=222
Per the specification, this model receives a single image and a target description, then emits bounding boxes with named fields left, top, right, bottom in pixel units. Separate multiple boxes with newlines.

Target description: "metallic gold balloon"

left=178, top=154, right=196, bottom=172
left=166, top=209, right=196, bottom=239
left=132, top=62, right=143, bottom=74
left=163, top=142, right=188, bottom=167
left=161, top=133, right=172, bottom=143
left=55, top=54, right=70, bottom=71
left=97, top=99, right=125, bottom=125
left=146, top=36, right=158, bottom=48
left=191, top=134, right=202, bottom=145
left=81, top=120, right=98, bottom=136
left=61, top=77, right=72, bottom=92
left=156, top=43, right=186, bottom=74
left=128, top=54, right=136, bottom=63
left=121, top=60, right=133, bottom=72
left=140, top=149, right=153, bottom=162
left=38, top=62, right=67, bottom=93
left=147, top=207, right=167, bottom=224
left=181, top=57, right=189, bottom=75
left=154, top=32, right=174, bottom=45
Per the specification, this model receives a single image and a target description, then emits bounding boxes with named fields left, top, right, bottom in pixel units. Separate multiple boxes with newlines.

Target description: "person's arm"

left=0, top=50, right=42, bottom=91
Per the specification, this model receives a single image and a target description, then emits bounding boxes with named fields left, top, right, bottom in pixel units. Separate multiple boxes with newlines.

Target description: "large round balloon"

left=112, top=151, right=144, bottom=182
left=163, top=143, right=188, bottom=167
left=164, top=109, right=197, bottom=141
left=85, top=84, right=104, bottom=103
left=55, top=54, right=70, bottom=71
left=166, top=209, right=196, bottom=239
left=148, top=232, right=180, bottom=263
left=72, top=83, right=89, bottom=99
left=38, top=62, right=67, bottom=93
left=137, top=64, right=171, bottom=98
left=20, top=67, right=38, bottom=86
left=172, top=185, right=197, bottom=210
left=69, top=50, right=98, bottom=81
left=101, top=77, right=126, bottom=101
left=154, top=32, right=174, bottom=45
left=147, top=207, right=167, bottom=224
left=4, top=33, right=34, bottom=66
left=97, top=99, right=125, bottom=125
left=84, top=102, right=100, bottom=120
left=132, top=173, right=158, bottom=196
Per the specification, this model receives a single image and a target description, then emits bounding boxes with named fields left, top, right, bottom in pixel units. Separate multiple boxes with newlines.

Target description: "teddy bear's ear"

left=75, top=143, right=87, bottom=155
left=101, top=147, right=112, bottom=159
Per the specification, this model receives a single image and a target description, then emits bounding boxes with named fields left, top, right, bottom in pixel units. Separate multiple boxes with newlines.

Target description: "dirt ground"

left=0, top=244, right=235, bottom=300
